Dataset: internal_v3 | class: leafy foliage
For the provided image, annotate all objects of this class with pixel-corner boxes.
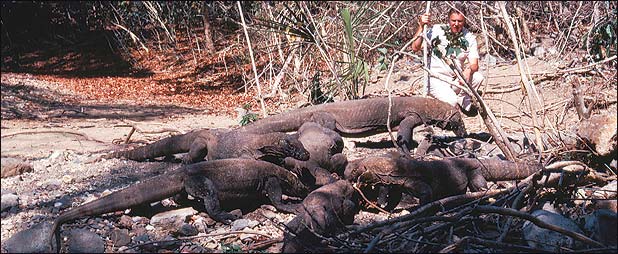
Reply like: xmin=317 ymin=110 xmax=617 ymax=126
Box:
xmin=221 ymin=243 xmax=243 ymax=253
xmin=239 ymin=103 xmax=258 ymax=126
xmin=431 ymin=25 xmax=469 ymax=59
xmin=376 ymin=47 xmax=389 ymax=71
xmin=339 ymin=7 xmax=370 ymax=99
xmin=584 ymin=9 xmax=617 ymax=61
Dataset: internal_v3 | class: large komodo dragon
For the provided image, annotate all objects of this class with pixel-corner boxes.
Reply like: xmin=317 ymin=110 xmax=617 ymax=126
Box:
xmin=5 ymin=158 xmax=309 ymax=253
xmin=282 ymin=180 xmax=360 ymax=253
xmin=284 ymin=122 xmax=348 ymax=188
xmin=102 ymin=128 xmax=310 ymax=164
xmin=239 ymin=96 xmax=468 ymax=153
xmin=345 ymin=153 xmax=543 ymax=210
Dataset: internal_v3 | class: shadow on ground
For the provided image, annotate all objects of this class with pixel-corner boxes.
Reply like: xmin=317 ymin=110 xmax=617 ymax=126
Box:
xmin=1 ymin=81 xmax=202 ymax=121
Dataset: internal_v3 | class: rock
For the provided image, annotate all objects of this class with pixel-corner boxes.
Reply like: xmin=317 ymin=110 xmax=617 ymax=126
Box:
xmin=533 ymin=46 xmax=546 ymax=58
xmin=261 ymin=209 xmax=277 ymax=219
xmin=576 ymin=114 xmax=617 ymax=156
xmin=3 ymin=222 xmax=55 ymax=253
xmin=230 ymin=209 xmax=243 ymax=219
xmin=231 ymin=219 xmax=259 ymax=231
xmin=132 ymin=234 xmax=150 ymax=244
xmin=43 ymin=179 xmax=63 ymax=190
xmin=53 ymin=196 xmax=71 ymax=209
xmin=523 ymin=210 xmax=585 ymax=251
xmin=0 ymin=188 xmax=16 ymax=196
xmin=176 ymin=223 xmax=198 ymax=236
xmin=260 ymin=204 xmax=276 ymax=212
xmin=158 ymin=235 xmax=180 ymax=249
xmin=1 ymin=193 xmax=19 ymax=212
xmin=66 ymin=228 xmax=105 ymax=253
xmin=118 ymin=215 xmax=133 ymax=228
xmin=48 ymin=151 xmax=63 ymax=160
xmin=110 ymin=228 xmax=131 ymax=247
xmin=180 ymin=243 xmax=211 ymax=253
xmin=150 ymin=207 xmax=197 ymax=225
xmin=583 ymin=209 xmax=617 ymax=246
xmin=61 ymin=175 xmax=73 ymax=184
xmin=1 ymin=157 xmax=33 ymax=178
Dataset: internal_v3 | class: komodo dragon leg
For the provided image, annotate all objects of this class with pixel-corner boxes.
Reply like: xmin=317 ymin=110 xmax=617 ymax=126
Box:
xmin=284 ymin=158 xmax=338 ymax=187
xmin=263 ymin=177 xmax=302 ymax=214
xmin=182 ymin=136 xmax=210 ymax=164
xmin=330 ymin=153 xmax=348 ymax=176
xmin=184 ymin=175 xmax=238 ymax=223
xmin=396 ymin=114 xmax=424 ymax=154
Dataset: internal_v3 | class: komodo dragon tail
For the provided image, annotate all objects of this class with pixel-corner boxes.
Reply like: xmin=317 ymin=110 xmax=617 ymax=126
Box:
xmin=474 ymin=159 xmax=544 ymax=181
xmin=104 ymin=130 xmax=207 ymax=162
xmin=49 ymin=171 xmax=186 ymax=251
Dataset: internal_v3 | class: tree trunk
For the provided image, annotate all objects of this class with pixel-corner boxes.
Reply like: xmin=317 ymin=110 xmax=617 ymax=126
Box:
xmin=202 ymin=2 xmax=215 ymax=54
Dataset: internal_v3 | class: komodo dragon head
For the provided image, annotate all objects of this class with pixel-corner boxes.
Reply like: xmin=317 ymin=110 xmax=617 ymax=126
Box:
xmin=258 ymin=134 xmax=310 ymax=165
xmin=439 ymin=110 xmax=468 ymax=137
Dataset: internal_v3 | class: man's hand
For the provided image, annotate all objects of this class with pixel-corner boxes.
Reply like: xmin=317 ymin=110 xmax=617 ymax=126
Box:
xmin=412 ymin=13 xmax=431 ymax=52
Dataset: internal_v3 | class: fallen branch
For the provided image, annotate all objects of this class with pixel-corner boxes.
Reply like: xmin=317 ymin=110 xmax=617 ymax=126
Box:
xmin=472 ymin=205 xmax=604 ymax=247
xmin=352 ymin=183 xmax=391 ymax=214
xmin=125 ymin=230 xmax=275 ymax=251
xmin=1 ymin=130 xmax=106 ymax=143
xmin=445 ymin=56 xmax=518 ymax=161
xmin=499 ymin=2 xmax=545 ymax=153
xmin=439 ymin=236 xmax=552 ymax=253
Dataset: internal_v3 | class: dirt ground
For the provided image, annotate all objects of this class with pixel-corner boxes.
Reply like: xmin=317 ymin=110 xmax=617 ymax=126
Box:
xmin=1 ymin=55 xmax=616 ymax=252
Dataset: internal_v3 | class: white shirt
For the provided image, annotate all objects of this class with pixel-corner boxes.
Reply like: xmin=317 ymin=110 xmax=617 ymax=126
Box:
xmin=427 ymin=24 xmax=479 ymax=76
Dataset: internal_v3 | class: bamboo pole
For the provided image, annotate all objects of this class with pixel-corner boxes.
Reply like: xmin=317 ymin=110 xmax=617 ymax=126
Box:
xmin=422 ymin=1 xmax=431 ymax=95
xmin=237 ymin=1 xmax=267 ymax=118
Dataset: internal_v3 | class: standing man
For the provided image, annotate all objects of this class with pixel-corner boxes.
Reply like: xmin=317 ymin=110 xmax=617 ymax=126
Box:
xmin=411 ymin=3 xmax=483 ymax=116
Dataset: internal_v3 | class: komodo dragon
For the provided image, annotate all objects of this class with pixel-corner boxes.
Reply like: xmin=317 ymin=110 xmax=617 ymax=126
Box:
xmin=284 ymin=122 xmax=348 ymax=188
xmin=102 ymin=128 xmax=309 ymax=165
xmin=239 ymin=96 xmax=467 ymax=153
xmin=345 ymin=153 xmax=543 ymax=210
xmin=282 ymin=180 xmax=360 ymax=253
xmin=6 ymin=158 xmax=309 ymax=253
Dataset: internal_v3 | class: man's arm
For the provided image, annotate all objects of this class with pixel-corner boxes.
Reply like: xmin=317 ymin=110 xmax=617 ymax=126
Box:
xmin=462 ymin=58 xmax=479 ymax=84
xmin=461 ymin=32 xmax=480 ymax=85
xmin=411 ymin=13 xmax=431 ymax=52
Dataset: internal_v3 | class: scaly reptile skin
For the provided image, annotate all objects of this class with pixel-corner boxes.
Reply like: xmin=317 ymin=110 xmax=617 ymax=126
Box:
xmin=104 ymin=128 xmax=309 ymax=165
xmin=345 ymin=153 xmax=543 ymax=209
xmin=16 ymin=158 xmax=310 ymax=252
xmin=240 ymin=96 xmax=467 ymax=153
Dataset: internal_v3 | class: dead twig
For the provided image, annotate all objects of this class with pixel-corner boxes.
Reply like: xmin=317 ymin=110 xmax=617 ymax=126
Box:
xmin=440 ymin=236 xmax=553 ymax=253
xmin=352 ymin=183 xmax=391 ymax=214
xmin=1 ymin=130 xmax=106 ymax=143
xmin=472 ymin=205 xmax=604 ymax=247
xmin=499 ymin=2 xmax=545 ymax=153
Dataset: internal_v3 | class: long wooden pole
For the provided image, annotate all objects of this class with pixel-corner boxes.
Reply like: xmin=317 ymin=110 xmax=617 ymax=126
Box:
xmin=237 ymin=1 xmax=267 ymax=118
xmin=422 ymin=1 xmax=431 ymax=95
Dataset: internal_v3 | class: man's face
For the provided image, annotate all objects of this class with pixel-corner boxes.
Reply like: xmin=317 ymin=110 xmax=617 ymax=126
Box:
xmin=448 ymin=12 xmax=465 ymax=33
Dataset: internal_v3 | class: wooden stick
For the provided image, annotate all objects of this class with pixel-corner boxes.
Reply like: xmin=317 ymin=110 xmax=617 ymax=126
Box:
xmin=446 ymin=57 xmax=518 ymax=161
xmin=422 ymin=1 xmax=431 ymax=95
xmin=237 ymin=1 xmax=267 ymax=118
xmin=473 ymin=205 xmax=604 ymax=247
xmin=123 ymin=127 xmax=136 ymax=144
xmin=499 ymin=2 xmax=545 ymax=153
